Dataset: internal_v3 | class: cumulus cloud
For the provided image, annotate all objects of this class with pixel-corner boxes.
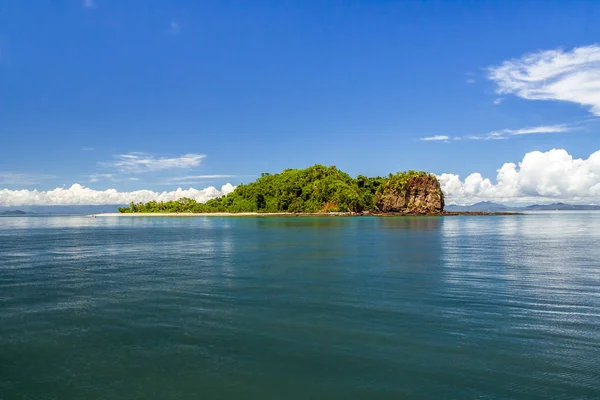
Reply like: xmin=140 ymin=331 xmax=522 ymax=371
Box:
xmin=0 ymin=183 xmax=236 ymax=206
xmin=102 ymin=152 xmax=205 ymax=173
xmin=439 ymin=149 xmax=600 ymax=204
xmin=488 ymin=44 xmax=600 ymax=115
xmin=420 ymin=135 xmax=450 ymax=141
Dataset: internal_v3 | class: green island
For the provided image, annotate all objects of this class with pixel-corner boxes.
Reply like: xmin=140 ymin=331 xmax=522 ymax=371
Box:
xmin=118 ymin=165 xmax=445 ymax=215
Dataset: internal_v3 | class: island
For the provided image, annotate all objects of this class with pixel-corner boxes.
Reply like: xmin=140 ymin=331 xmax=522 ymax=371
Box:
xmin=0 ymin=210 xmax=28 ymax=216
xmin=446 ymin=201 xmax=600 ymax=212
xmin=117 ymin=165 xmax=441 ymax=215
xmin=114 ymin=165 xmax=516 ymax=217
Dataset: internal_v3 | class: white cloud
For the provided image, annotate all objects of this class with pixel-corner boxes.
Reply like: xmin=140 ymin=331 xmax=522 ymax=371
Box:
xmin=466 ymin=78 xmax=476 ymax=84
xmin=439 ymin=149 xmax=600 ymax=204
xmin=0 ymin=172 xmax=55 ymax=185
xmin=0 ymin=183 xmax=236 ymax=206
xmin=423 ymin=124 xmax=573 ymax=142
xmin=509 ymin=125 xmax=570 ymax=135
xmin=82 ymin=146 xmax=95 ymax=151
xmin=420 ymin=135 xmax=450 ymax=141
xmin=466 ymin=124 xmax=571 ymax=140
xmin=488 ymin=44 xmax=600 ymax=115
xmin=86 ymin=174 xmax=143 ymax=183
xmin=102 ymin=152 xmax=205 ymax=173
xmin=87 ymin=173 xmax=113 ymax=183
xmin=83 ymin=0 xmax=94 ymax=9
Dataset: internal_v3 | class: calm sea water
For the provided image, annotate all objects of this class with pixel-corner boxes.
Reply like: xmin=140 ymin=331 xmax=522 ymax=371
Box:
xmin=1 ymin=213 xmax=599 ymax=399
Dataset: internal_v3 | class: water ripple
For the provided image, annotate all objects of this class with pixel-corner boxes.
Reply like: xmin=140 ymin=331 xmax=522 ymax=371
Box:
xmin=0 ymin=213 xmax=599 ymax=399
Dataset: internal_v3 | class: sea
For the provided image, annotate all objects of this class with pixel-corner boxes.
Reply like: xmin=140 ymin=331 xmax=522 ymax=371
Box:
xmin=1 ymin=213 xmax=599 ymax=399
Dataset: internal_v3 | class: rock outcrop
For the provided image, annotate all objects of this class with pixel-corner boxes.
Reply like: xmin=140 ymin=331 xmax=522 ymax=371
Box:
xmin=375 ymin=173 xmax=444 ymax=214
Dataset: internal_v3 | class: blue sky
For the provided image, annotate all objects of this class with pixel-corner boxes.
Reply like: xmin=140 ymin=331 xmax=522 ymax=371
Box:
xmin=1 ymin=1 xmax=600 ymax=205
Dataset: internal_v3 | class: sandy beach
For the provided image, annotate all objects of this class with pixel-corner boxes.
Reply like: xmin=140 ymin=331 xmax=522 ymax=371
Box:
xmin=91 ymin=212 xmax=356 ymax=217
xmin=91 ymin=211 xmax=520 ymax=217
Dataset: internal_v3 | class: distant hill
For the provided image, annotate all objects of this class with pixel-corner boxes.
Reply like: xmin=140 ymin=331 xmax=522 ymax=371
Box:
xmin=445 ymin=201 xmax=509 ymax=212
xmin=523 ymin=202 xmax=600 ymax=211
xmin=0 ymin=210 xmax=28 ymax=215
xmin=446 ymin=201 xmax=600 ymax=212
xmin=0 ymin=205 xmax=123 ymax=215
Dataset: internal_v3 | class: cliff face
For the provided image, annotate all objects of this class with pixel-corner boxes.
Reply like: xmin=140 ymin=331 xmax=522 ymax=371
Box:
xmin=375 ymin=174 xmax=444 ymax=214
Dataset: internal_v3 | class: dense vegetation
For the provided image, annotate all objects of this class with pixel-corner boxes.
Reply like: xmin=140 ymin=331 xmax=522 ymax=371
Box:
xmin=118 ymin=165 xmax=437 ymax=214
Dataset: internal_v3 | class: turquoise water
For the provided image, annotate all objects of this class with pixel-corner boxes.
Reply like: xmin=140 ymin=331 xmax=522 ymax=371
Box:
xmin=1 ymin=213 xmax=599 ymax=399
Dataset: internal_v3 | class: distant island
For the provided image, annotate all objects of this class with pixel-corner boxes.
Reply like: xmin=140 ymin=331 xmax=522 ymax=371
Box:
xmin=446 ymin=201 xmax=600 ymax=212
xmin=0 ymin=205 xmax=124 ymax=215
xmin=0 ymin=210 xmax=28 ymax=216
xmin=118 ymin=165 xmax=446 ymax=215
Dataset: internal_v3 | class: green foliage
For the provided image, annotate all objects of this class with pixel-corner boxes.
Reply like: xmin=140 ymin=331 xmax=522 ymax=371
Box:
xmin=356 ymin=175 xmax=386 ymax=211
xmin=377 ymin=170 xmax=430 ymax=195
xmin=118 ymin=165 xmax=440 ymax=214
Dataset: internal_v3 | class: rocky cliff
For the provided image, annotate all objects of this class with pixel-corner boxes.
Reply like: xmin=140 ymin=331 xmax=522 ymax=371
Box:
xmin=375 ymin=173 xmax=444 ymax=214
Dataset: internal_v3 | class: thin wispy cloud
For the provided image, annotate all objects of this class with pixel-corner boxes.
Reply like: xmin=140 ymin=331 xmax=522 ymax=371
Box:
xmin=83 ymin=0 xmax=94 ymax=9
xmin=488 ymin=44 xmax=600 ymax=115
xmin=87 ymin=173 xmax=113 ymax=183
xmin=82 ymin=146 xmax=95 ymax=151
xmin=467 ymin=125 xmax=570 ymax=140
xmin=419 ymin=135 xmax=450 ymax=142
xmin=425 ymin=124 xmax=575 ymax=143
xmin=468 ymin=124 xmax=571 ymax=140
xmin=160 ymin=181 xmax=210 ymax=186
xmin=465 ymin=72 xmax=477 ymax=84
xmin=465 ymin=133 xmax=508 ymax=141
xmin=0 ymin=172 xmax=55 ymax=185
xmin=510 ymin=125 xmax=570 ymax=135
xmin=167 ymin=20 xmax=181 ymax=35
xmin=101 ymin=152 xmax=206 ymax=173
xmin=86 ymin=174 xmax=141 ymax=183
xmin=171 ymin=175 xmax=236 ymax=181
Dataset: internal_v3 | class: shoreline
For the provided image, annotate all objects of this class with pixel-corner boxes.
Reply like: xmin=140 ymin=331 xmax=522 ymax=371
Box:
xmin=91 ymin=211 xmax=522 ymax=217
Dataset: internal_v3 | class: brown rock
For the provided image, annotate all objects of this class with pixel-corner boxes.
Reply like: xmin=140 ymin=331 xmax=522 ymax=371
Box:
xmin=375 ymin=174 xmax=444 ymax=214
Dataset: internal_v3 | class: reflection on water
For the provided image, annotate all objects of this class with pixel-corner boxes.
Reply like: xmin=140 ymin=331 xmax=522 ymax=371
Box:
xmin=439 ymin=213 xmax=600 ymax=398
xmin=1 ymin=213 xmax=599 ymax=399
